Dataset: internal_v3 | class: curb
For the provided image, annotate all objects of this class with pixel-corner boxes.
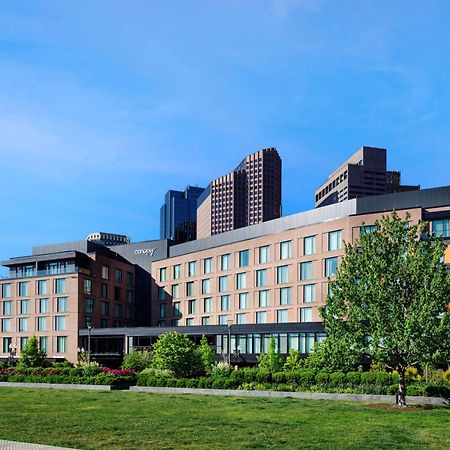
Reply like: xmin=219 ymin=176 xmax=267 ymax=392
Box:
xmin=0 ymin=382 xmax=129 ymax=391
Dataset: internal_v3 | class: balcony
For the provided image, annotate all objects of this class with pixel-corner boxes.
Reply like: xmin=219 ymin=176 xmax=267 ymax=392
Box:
xmin=0 ymin=267 xmax=83 ymax=281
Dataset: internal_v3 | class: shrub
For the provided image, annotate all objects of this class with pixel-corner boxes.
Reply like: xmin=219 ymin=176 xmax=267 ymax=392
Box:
xmin=257 ymin=337 xmax=283 ymax=373
xmin=121 ymin=349 xmax=152 ymax=372
xmin=329 ymin=372 xmax=346 ymax=388
xmin=346 ymin=372 xmax=361 ymax=387
xmin=210 ymin=362 xmax=232 ymax=377
xmin=197 ymin=336 xmax=215 ymax=374
xmin=283 ymin=349 xmax=304 ymax=372
xmin=80 ymin=361 xmax=102 ymax=377
xmin=272 ymin=372 xmax=286 ymax=384
xmin=16 ymin=336 xmax=47 ymax=368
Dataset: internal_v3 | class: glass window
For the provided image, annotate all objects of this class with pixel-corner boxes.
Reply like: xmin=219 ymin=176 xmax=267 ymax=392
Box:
xmin=236 ymin=273 xmax=247 ymax=289
xmin=20 ymin=337 xmax=28 ymax=350
xmin=2 ymin=337 xmax=12 ymax=353
xmin=325 ymin=257 xmax=339 ymax=277
xmin=160 ymin=303 xmax=166 ymax=318
xmin=115 ymin=269 xmax=123 ymax=284
xmin=432 ymin=219 xmax=449 ymax=237
xmin=38 ymin=280 xmax=47 ymax=295
xmin=204 ymin=297 xmax=213 ymax=313
xmin=304 ymin=236 xmax=316 ymax=255
xmin=218 ymin=276 xmax=228 ymax=293
xmin=173 ymin=302 xmax=181 ymax=317
xmin=101 ymin=283 xmax=108 ymax=299
xmin=221 ymin=254 xmax=231 ymax=271
xmin=18 ymin=317 xmax=28 ymax=332
xmin=126 ymin=272 xmax=133 ymax=286
xmin=277 ymin=309 xmax=288 ymax=323
xmin=218 ymin=315 xmax=228 ymax=325
xmin=39 ymin=298 xmax=48 ymax=314
xmin=186 ymin=281 xmax=195 ymax=297
xmin=173 ymin=264 xmax=181 ymax=280
xmin=300 ymin=307 xmax=313 ymax=322
xmin=159 ymin=267 xmax=167 ymax=282
xmin=258 ymin=290 xmax=269 ymax=307
xmin=86 ymin=298 xmax=94 ymax=313
xmin=239 ymin=250 xmax=249 ymax=267
xmin=328 ymin=230 xmax=342 ymax=251
xmin=100 ymin=319 xmax=108 ymax=328
xmin=55 ymin=278 xmax=66 ymax=294
xmin=259 ymin=245 xmax=270 ymax=264
xmin=303 ymin=284 xmax=316 ymax=303
xmin=255 ymin=269 xmax=267 ymax=287
xmin=300 ymin=261 xmax=313 ymax=280
xmin=221 ymin=295 xmax=230 ymax=311
xmin=239 ymin=292 xmax=248 ymax=309
xmin=158 ymin=287 xmax=166 ymax=301
xmin=57 ymin=297 xmax=68 ymax=313
xmin=256 ymin=311 xmax=267 ymax=324
xmin=57 ymin=336 xmax=67 ymax=353
xmin=126 ymin=290 xmax=133 ymax=304
xmin=55 ymin=316 xmax=66 ymax=331
xmin=203 ymin=258 xmax=213 ymax=274
xmin=277 ymin=265 xmax=289 ymax=284
xmin=39 ymin=336 xmax=47 ymax=352
xmin=3 ymin=301 xmax=12 ymax=315
xmin=201 ymin=316 xmax=210 ymax=325
xmin=360 ymin=225 xmax=376 ymax=235
xmin=188 ymin=299 xmax=196 ymax=315
xmin=236 ymin=313 xmax=247 ymax=324
xmin=171 ymin=284 xmax=180 ymax=299
xmin=280 ymin=287 xmax=291 ymax=305
xmin=201 ymin=279 xmax=211 ymax=295
xmin=188 ymin=261 xmax=197 ymax=277
xmin=37 ymin=316 xmax=47 ymax=331
xmin=83 ymin=279 xmax=92 ymax=295
xmin=18 ymin=282 xmax=29 ymax=297
xmin=114 ymin=286 xmax=121 ymax=301
xmin=115 ymin=304 xmax=123 ymax=318
xmin=280 ymin=241 xmax=291 ymax=260
xmin=20 ymin=300 xmax=29 ymax=314
xmin=101 ymin=265 xmax=109 ymax=280
xmin=101 ymin=302 xmax=110 ymax=316
xmin=2 ymin=318 xmax=11 ymax=332
xmin=1 ymin=284 xmax=11 ymax=298
xmin=186 ymin=318 xmax=194 ymax=326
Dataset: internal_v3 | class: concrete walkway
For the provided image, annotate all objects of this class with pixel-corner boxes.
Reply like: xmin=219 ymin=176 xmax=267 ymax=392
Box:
xmin=0 ymin=440 xmax=75 ymax=450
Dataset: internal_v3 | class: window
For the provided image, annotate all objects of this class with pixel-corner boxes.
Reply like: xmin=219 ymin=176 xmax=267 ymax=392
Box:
xmin=277 ymin=265 xmax=288 ymax=284
xmin=20 ymin=300 xmax=29 ymax=314
xmin=280 ymin=241 xmax=291 ymax=260
xmin=101 ymin=283 xmax=108 ymax=299
xmin=256 ymin=311 xmax=267 ymax=324
xmin=18 ymin=282 xmax=29 ymax=297
xmin=57 ymin=297 xmax=68 ymax=312
xmin=325 ymin=257 xmax=339 ymax=277
xmin=236 ymin=313 xmax=247 ymax=325
xmin=303 ymin=284 xmax=316 ymax=303
xmin=203 ymin=257 xmax=213 ymax=274
xmin=83 ymin=279 xmax=92 ymax=295
xmin=204 ymin=297 xmax=213 ymax=313
xmin=239 ymin=250 xmax=249 ymax=267
xmin=115 ymin=304 xmax=123 ymax=318
xmin=280 ymin=287 xmax=291 ymax=305
xmin=201 ymin=279 xmax=211 ymax=295
xmin=259 ymin=245 xmax=270 ymax=264
xmin=100 ymin=319 xmax=108 ymax=328
xmin=39 ymin=298 xmax=48 ymax=314
xmin=38 ymin=280 xmax=47 ymax=295
xmin=258 ymin=290 xmax=269 ymax=307
xmin=114 ymin=286 xmax=121 ymax=301
xmin=18 ymin=317 xmax=28 ymax=332
xmin=86 ymin=298 xmax=94 ymax=313
xmin=173 ymin=264 xmax=181 ymax=280
xmin=202 ymin=316 xmax=210 ymax=325
xmin=57 ymin=336 xmax=67 ymax=353
xmin=101 ymin=302 xmax=110 ymax=316
xmin=221 ymin=254 xmax=231 ymax=271
xmin=126 ymin=290 xmax=133 ymax=304
xmin=236 ymin=273 xmax=247 ymax=289
xmin=218 ymin=315 xmax=228 ymax=325
xmin=159 ymin=303 xmax=166 ymax=318
xmin=360 ymin=225 xmax=376 ymax=235
xmin=188 ymin=261 xmax=197 ymax=277
xmin=126 ymin=272 xmax=133 ymax=286
xmin=255 ymin=269 xmax=267 ymax=287
xmin=3 ymin=301 xmax=12 ymax=315
xmin=188 ymin=299 xmax=196 ymax=315
xmin=218 ymin=276 xmax=228 ymax=292
xmin=55 ymin=316 xmax=66 ymax=331
xmin=171 ymin=284 xmax=180 ymax=299
xmin=173 ymin=302 xmax=181 ymax=317
xmin=300 ymin=307 xmax=313 ymax=322
xmin=2 ymin=337 xmax=12 ymax=353
xmin=221 ymin=295 xmax=230 ymax=311
xmin=300 ymin=261 xmax=313 ymax=280
xmin=158 ymin=287 xmax=166 ymax=301
xmin=186 ymin=318 xmax=194 ymax=326
xmin=238 ymin=292 xmax=248 ymax=309
xmin=1 ymin=284 xmax=11 ymax=298
xmin=304 ymin=236 xmax=316 ymax=255
xmin=37 ymin=316 xmax=47 ymax=331
xmin=113 ymin=269 xmax=122 ymax=284
xmin=277 ymin=309 xmax=288 ymax=323
xmin=20 ymin=337 xmax=28 ymax=350
xmin=2 ymin=318 xmax=11 ymax=332
xmin=101 ymin=265 xmax=109 ymax=280
xmin=186 ymin=281 xmax=195 ymax=297
xmin=328 ymin=230 xmax=342 ymax=251
xmin=159 ymin=267 xmax=167 ymax=282
xmin=432 ymin=219 xmax=449 ymax=237
xmin=39 ymin=336 xmax=47 ymax=352
xmin=55 ymin=278 xmax=66 ymax=294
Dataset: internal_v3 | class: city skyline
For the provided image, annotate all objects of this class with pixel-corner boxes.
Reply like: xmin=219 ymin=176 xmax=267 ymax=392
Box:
xmin=1 ymin=1 xmax=450 ymax=272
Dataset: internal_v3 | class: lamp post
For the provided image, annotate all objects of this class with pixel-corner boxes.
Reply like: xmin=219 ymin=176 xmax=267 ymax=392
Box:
xmin=87 ymin=322 xmax=93 ymax=364
xmin=226 ymin=318 xmax=233 ymax=365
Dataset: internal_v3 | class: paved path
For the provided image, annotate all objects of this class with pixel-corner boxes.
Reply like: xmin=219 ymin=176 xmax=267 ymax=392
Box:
xmin=0 ymin=440 xmax=75 ymax=450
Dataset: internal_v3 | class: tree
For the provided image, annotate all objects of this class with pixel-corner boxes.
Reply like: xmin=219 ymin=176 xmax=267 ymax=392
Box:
xmin=321 ymin=211 xmax=450 ymax=406
xmin=197 ymin=335 xmax=215 ymax=374
xmin=258 ymin=337 xmax=283 ymax=373
xmin=121 ymin=348 xmax=152 ymax=372
xmin=151 ymin=332 xmax=201 ymax=378
xmin=17 ymin=336 xmax=47 ymax=368
xmin=283 ymin=349 xmax=304 ymax=371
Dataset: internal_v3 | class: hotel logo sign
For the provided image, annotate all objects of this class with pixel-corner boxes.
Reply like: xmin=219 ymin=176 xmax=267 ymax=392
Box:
xmin=135 ymin=248 xmax=157 ymax=256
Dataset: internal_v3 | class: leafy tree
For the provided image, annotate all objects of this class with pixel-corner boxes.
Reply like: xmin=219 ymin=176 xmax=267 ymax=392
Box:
xmin=258 ymin=337 xmax=283 ymax=373
xmin=121 ymin=348 xmax=152 ymax=372
xmin=321 ymin=211 xmax=450 ymax=406
xmin=283 ymin=349 xmax=304 ymax=371
xmin=197 ymin=335 xmax=215 ymax=374
xmin=151 ymin=332 xmax=201 ymax=378
xmin=17 ymin=336 xmax=47 ymax=368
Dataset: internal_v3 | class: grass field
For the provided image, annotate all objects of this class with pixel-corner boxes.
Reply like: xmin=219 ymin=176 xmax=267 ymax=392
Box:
xmin=0 ymin=389 xmax=449 ymax=449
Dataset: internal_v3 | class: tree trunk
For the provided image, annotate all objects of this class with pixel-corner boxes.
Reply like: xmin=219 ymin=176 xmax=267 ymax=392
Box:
xmin=397 ymin=367 xmax=407 ymax=407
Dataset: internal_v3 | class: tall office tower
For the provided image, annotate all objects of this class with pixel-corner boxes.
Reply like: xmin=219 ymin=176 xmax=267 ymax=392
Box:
xmin=314 ymin=146 xmax=419 ymax=208
xmin=160 ymin=186 xmax=205 ymax=244
xmin=197 ymin=148 xmax=282 ymax=238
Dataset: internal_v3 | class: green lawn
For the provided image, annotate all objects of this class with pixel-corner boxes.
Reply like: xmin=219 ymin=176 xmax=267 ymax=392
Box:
xmin=0 ymin=389 xmax=449 ymax=449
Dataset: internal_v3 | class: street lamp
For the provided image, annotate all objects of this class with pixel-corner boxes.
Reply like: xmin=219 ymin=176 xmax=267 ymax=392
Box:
xmin=86 ymin=322 xmax=93 ymax=364
xmin=226 ymin=318 xmax=233 ymax=365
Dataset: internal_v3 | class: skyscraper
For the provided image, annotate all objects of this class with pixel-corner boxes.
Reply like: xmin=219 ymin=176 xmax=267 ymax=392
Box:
xmin=160 ymin=186 xmax=205 ymax=244
xmin=197 ymin=148 xmax=282 ymax=238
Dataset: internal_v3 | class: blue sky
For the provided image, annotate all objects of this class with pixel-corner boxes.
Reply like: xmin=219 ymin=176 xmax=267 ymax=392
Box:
xmin=1 ymin=1 xmax=449 ymax=271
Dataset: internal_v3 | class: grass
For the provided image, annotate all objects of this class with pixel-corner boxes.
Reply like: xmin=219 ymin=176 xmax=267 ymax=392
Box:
xmin=0 ymin=389 xmax=449 ymax=449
